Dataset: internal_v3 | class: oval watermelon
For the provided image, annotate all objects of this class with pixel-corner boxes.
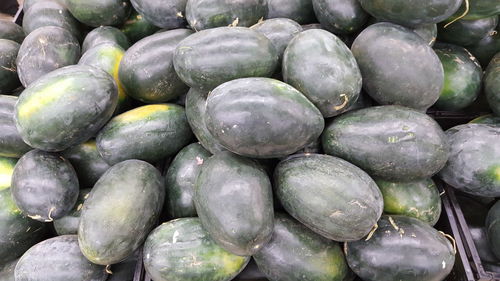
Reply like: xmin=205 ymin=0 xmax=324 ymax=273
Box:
xmin=130 ymin=0 xmax=187 ymax=29
xmin=438 ymin=16 xmax=498 ymax=47
xmin=82 ymin=26 xmax=130 ymax=54
xmin=312 ymin=0 xmax=368 ymax=34
xmin=468 ymin=26 xmax=500 ymax=67
xmin=66 ymin=0 xmax=131 ymax=27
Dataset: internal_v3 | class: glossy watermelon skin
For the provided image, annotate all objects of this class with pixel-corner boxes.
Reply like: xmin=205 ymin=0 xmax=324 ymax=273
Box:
xmin=119 ymin=29 xmax=192 ymax=103
xmin=173 ymin=27 xmax=278 ymax=91
xmin=120 ymin=10 xmax=160 ymax=43
xmin=486 ymin=201 xmax=500 ymax=260
xmin=470 ymin=114 xmax=500 ymax=125
xmin=254 ymin=213 xmax=349 ymax=281
xmin=438 ymin=16 xmax=498 ymax=47
xmin=485 ymin=52 xmax=500 ymax=115
xmin=131 ymin=0 xmax=187 ymax=29
xmin=78 ymin=160 xmax=164 ymax=265
xmin=11 ymin=150 xmax=79 ymax=222
xmin=16 ymin=26 xmax=80 ymax=87
xmin=0 ymin=96 xmax=31 ymax=159
xmin=345 ymin=215 xmax=455 ymax=281
xmin=82 ymin=26 xmax=130 ymax=54
xmin=439 ymin=124 xmax=500 ymax=197
xmin=312 ymin=0 xmax=368 ymax=34
xmin=195 ymin=151 xmax=274 ymax=256
xmin=266 ymin=0 xmax=315 ymax=24
xmin=451 ymin=0 xmax=500 ymax=20
xmin=322 ymin=106 xmax=449 ymax=181
xmin=283 ymin=29 xmax=361 ymax=117
xmin=143 ymin=218 xmax=250 ymax=281
xmin=206 ymin=78 xmax=324 ymax=158
xmin=0 ymin=20 xmax=25 ymax=43
xmin=15 ymin=65 xmax=118 ymax=152
xmin=96 ymin=104 xmax=193 ymax=165
xmin=351 ymin=22 xmax=444 ymax=111
xmin=165 ymin=143 xmax=211 ymax=219
xmin=434 ymin=43 xmax=482 ymax=111
xmin=0 ymin=40 xmax=21 ymax=94
xmin=53 ymin=189 xmax=91 ymax=235
xmin=186 ymin=0 xmax=267 ymax=30
xmin=66 ymin=0 xmax=131 ymax=27
xmin=0 ymin=258 xmax=17 ymax=281
xmin=375 ymin=178 xmax=441 ymax=226
xmin=15 ymin=235 xmax=108 ymax=281
xmin=185 ymin=88 xmax=225 ymax=154
xmin=358 ymin=0 xmax=461 ymax=27
xmin=274 ymin=154 xmax=383 ymax=242
xmin=468 ymin=26 xmax=500 ymax=67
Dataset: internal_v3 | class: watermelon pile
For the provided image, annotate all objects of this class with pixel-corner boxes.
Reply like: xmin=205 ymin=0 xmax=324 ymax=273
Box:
xmin=0 ymin=0 xmax=500 ymax=280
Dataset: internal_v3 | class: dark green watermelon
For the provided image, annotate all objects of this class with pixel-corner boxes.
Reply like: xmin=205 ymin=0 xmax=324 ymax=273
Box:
xmin=0 ymin=40 xmax=20 ymax=94
xmin=205 ymin=78 xmax=324 ymax=158
xmin=254 ymin=213 xmax=350 ymax=281
xmin=283 ymin=29 xmax=361 ymax=117
xmin=358 ymin=0 xmax=462 ymax=26
xmin=375 ymin=178 xmax=441 ymax=225
xmin=274 ymin=154 xmax=383 ymax=241
xmin=186 ymin=0 xmax=267 ymax=30
xmin=120 ymin=9 xmax=160 ymax=43
xmin=433 ymin=43 xmax=482 ymax=111
xmin=322 ymin=105 xmax=449 ymax=181
xmin=143 ymin=218 xmax=250 ymax=281
xmin=16 ymin=26 xmax=80 ymax=87
xmin=0 ymin=20 xmax=25 ymax=43
xmin=439 ymin=124 xmax=500 ymax=197
xmin=266 ymin=0 xmax=315 ymax=24
xmin=468 ymin=26 xmax=500 ymax=67
xmin=11 ymin=150 xmax=79 ymax=221
xmin=438 ymin=16 xmax=498 ymax=47
xmin=66 ymin=0 xmax=131 ymax=27
xmin=0 ymin=258 xmax=17 ymax=281
xmin=173 ymin=27 xmax=278 ymax=90
xmin=165 ymin=143 xmax=211 ymax=219
xmin=185 ymin=88 xmax=226 ymax=154
xmin=195 ymin=151 xmax=274 ymax=256
xmin=78 ymin=160 xmax=164 ymax=265
xmin=450 ymin=0 xmax=500 ymax=20
xmin=22 ymin=0 xmax=82 ymax=40
xmin=312 ymin=0 xmax=368 ymax=34
xmin=351 ymin=22 xmax=444 ymax=111
xmin=470 ymin=114 xmax=500 ymax=125
xmin=0 ymin=157 xmax=16 ymax=191
xmin=118 ymin=29 xmax=192 ymax=103
xmin=345 ymin=215 xmax=455 ymax=281
xmin=486 ymin=201 xmax=500 ymax=260
xmin=96 ymin=104 xmax=193 ymax=165
xmin=82 ymin=26 xmax=130 ymax=54
xmin=485 ymin=52 xmax=500 ymax=115
xmin=53 ymin=189 xmax=91 ymax=235
xmin=15 ymin=65 xmax=118 ymax=152
xmin=130 ymin=0 xmax=187 ymax=29
xmin=15 ymin=235 xmax=107 ymax=281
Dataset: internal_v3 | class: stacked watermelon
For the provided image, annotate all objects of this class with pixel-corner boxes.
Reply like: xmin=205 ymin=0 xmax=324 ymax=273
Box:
xmin=0 ymin=0 xmax=500 ymax=280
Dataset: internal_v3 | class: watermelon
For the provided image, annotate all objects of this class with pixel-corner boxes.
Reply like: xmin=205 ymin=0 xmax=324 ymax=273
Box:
xmin=130 ymin=0 xmax=187 ymax=29
xmin=266 ymin=0 xmax=315 ymax=24
xmin=107 ymin=251 xmax=138 ymax=281
xmin=345 ymin=215 xmax=455 ymax=281
xmin=450 ymin=0 xmax=500 ymax=21
xmin=16 ymin=26 xmax=80 ymax=87
xmin=468 ymin=26 xmax=500 ymax=67
xmin=0 ymin=40 xmax=21 ymax=94
xmin=438 ymin=16 xmax=498 ymax=47
xmin=254 ymin=213 xmax=350 ymax=281
xmin=470 ymin=114 xmax=500 ymax=125
xmin=322 ymin=105 xmax=449 ymax=181
xmin=173 ymin=27 xmax=278 ymax=90
xmin=15 ymin=235 xmax=107 ymax=281
xmin=0 ymin=258 xmax=17 ymax=281
xmin=186 ymin=0 xmax=267 ymax=30
xmin=78 ymin=160 xmax=164 ymax=265
xmin=274 ymin=154 xmax=383 ymax=242
xmin=195 ymin=151 xmax=274 ymax=256
xmin=143 ymin=218 xmax=250 ymax=281
xmin=205 ymin=78 xmax=324 ymax=158
xmin=358 ymin=0 xmax=462 ymax=26
xmin=0 ymin=20 xmax=25 ymax=43
xmin=312 ymin=0 xmax=368 ymax=34
xmin=118 ymin=29 xmax=192 ymax=103
xmin=53 ymin=189 xmax=91 ymax=235
xmin=165 ymin=143 xmax=211 ymax=219
xmin=66 ymin=0 xmax=131 ymax=27
xmin=439 ymin=124 xmax=500 ymax=197
xmin=96 ymin=104 xmax=193 ymax=165
xmin=433 ymin=43 xmax=482 ymax=111
xmin=81 ymin=26 xmax=130 ymax=54
xmin=11 ymin=150 xmax=79 ymax=222
xmin=283 ymin=29 xmax=362 ymax=117
xmin=351 ymin=22 xmax=444 ymax=111
xmin=485 ymin=52 xmax=500 ymax=115
xmin=120 ymin=9 xmax=159 ymax=43
xmin=486 ymin=201 xmax=500 ymax=260
xmin=15 ymin=65 xmax=118 ymax=152
xmin=375 ymin=178 xmax=442 ymax=226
